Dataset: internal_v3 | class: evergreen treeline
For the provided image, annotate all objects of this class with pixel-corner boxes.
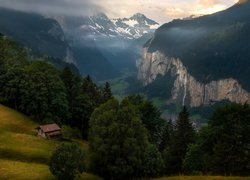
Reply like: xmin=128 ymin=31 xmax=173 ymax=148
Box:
xmin=1 ymin=35 xmax=249 ymax=179
xmin=89 ymin=99 xmax=250 ymax=179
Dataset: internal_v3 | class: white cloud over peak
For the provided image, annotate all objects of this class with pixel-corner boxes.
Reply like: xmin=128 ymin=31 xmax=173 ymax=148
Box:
xmin=0 ymin=0 xmax=103 ymax=16
xmin=0 ymin=0 xmax=238 ymax=24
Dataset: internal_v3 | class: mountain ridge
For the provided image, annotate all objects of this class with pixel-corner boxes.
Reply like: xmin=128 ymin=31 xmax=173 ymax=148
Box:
xmin=54 ymin=12 xmax=158 ymax=73
xmin=138 ymin=1 xmax=250 ymax=107
xmin=0 ymin=7 xmax=120 ymax=80
xmin=0 ymin=7 xmax=75 ymax=65
xmin=91 ymin=12 xmax=159 ymax=39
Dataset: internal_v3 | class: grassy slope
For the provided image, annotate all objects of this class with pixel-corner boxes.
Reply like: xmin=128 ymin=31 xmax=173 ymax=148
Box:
xmin=0 ymin=105 xmax=102 ymax=180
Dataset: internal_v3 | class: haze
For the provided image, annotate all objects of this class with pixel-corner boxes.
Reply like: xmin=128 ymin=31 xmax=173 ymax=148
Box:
xmin=0 ymin=0 xmax=238 ymax=23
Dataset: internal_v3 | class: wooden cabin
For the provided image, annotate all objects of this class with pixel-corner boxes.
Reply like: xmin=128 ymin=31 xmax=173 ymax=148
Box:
xmin=36 ymin=123 xmax=62 ymax=139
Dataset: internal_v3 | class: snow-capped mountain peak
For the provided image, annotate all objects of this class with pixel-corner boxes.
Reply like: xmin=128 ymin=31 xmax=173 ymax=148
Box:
xmin=91 ymin=13 xmax=109 ymax=21
xmin=130 ymin=13 xmax=157 ymax=26
xmin=87 ymin=13 xmax=159 ymax=39
xmin=132 ymin=13 xmax=145 ymax=18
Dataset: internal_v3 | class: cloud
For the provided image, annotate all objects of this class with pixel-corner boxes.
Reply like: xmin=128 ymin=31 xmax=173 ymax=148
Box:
xmin=198 ymin=0 xmax=222 ymax=7
xmin=165 ymin=8 xmax=190 ymax=18
xmin=0 ymin=0 xmax=238 ymax=23
xmin=163 ymin=0 xmax=237 ymax=21
xmin=101 ymin=0 xmax=237 ymax=24
xmin=193 ymin=0 xmax=237 ymax=15
xmin=0 ymin=0 xmax=103 ymax=16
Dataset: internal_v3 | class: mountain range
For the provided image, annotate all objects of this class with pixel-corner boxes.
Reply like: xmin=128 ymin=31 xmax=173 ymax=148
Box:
xmin=55 ymin=13 xmax=159 ymax=40
xmin=0 ymin=7 xmax=75 ymax=65
xmin=55 ymin=13 xmax=159 ymax=73
xmin=0 ymin=7 xmax=158 ymax=80
xmin=138 ymin=0 xmax=250 ymax=107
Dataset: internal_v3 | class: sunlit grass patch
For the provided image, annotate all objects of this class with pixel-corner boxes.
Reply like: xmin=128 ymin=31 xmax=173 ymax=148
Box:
xmin=0 ymin=159 xmax=54 ymax=180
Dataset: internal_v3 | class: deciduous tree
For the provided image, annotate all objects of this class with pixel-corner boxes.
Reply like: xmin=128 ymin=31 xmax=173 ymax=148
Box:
xmin=49 ymin=143 xmax=85 ymax=180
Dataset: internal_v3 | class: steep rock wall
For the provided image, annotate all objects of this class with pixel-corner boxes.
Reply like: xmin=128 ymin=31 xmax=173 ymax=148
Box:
xmin=137 ymin=48 xmax=250 ymax=107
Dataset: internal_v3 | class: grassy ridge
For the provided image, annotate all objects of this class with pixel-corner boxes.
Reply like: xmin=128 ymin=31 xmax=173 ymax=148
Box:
xmin=0 ymin=105 xmax=101 ymax=180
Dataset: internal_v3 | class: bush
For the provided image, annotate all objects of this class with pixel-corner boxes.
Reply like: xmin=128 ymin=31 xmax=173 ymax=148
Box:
xmin=49 ymin=143 xmax=85 ymax=180
xmin=143 ymin=144 xmax=165 ymax=177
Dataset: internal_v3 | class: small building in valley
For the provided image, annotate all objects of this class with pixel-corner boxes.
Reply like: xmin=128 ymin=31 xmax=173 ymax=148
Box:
xmin=36 ymin=123 xmax=62 ymax=139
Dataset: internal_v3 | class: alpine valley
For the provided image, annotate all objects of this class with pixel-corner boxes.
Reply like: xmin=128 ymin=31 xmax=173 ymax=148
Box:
xmin=0 ymin=7 xmax=159 ymax=80
xmin=1 ymin=0 xmax=250 ymax=179
xmin=54 ymin=13 xmax=159 ymax=73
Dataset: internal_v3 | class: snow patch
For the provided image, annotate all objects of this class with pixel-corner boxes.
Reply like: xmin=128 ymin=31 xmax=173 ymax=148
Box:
xmin=116 ymin=27 xmax=131 ymax=35
xmin=123 ymin=19 xmax=139 ymax=27
xmin=95 ymin=23 xmax=103 ymax=29
xmin=150 ymin=24 xmax=160 ymax=29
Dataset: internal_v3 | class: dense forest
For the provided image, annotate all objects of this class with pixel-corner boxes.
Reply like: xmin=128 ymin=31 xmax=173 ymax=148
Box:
xmin=0 ymin=35 xmax=249 ymax=179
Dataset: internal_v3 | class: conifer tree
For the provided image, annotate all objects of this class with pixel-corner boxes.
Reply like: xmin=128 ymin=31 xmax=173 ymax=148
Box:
xmin=164 ymin=106 xmax=195 ymax=174
xmin=207 ymin=103 xmax=250 ymax=175
xmin=125 ymin=95 xmax=165 ymax=144
xmin=61 ymin=66 xmax=81 ymax=124
xmin=159 ymin=120 xmax=174 ymax=153
xmin=81 ymin=75 xmax=100 ymax=104
xmin=101 ymin=82 xmax=113 ymax=103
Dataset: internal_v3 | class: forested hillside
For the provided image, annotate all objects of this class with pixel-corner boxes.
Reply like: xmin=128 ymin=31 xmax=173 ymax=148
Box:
xmin=146 ymin=1 xmax=250 ymax=90
xmin=0 ymin=32 xmax=249 ymax=179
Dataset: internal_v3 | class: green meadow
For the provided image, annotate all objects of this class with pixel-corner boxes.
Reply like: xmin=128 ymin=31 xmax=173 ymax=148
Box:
xmin=0 ymin=105 xmax=101 ymax=180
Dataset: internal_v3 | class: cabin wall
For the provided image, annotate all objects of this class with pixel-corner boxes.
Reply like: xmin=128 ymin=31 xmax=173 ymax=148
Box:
xmin=38 ymin=129 xmax=47 ymax=139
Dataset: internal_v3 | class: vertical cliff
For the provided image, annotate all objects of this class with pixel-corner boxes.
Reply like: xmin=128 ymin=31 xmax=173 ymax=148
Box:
xmin=138 ymin=49 xmax=250 ymax=107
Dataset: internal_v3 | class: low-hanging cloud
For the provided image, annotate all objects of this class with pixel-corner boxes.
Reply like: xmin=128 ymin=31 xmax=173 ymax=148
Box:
xmin=0 ymin=0 xmax=238 ymax=24
xmin=0 ymin=0 xmax=103 ymax=16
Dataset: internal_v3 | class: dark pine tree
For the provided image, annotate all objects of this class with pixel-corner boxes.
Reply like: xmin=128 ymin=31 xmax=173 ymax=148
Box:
xmin=125 ymin=94 xmax=165 ymax=144
xmin=159 ymin=120 xmax=174 ymax=153
xmin=60 ymin=66 xmax=81 ymax=125
xmin=164 ymin=106 xmax=195 ymax=174
xmin=101 ymin=82 xmax=113 ymax=103
xmin=81 ymin=75 xmax=101 ymax=105
xmin=207 ymin=103 xmax=250 ymax=175
xmin=183 ymin=103 xmax=250 ymax=176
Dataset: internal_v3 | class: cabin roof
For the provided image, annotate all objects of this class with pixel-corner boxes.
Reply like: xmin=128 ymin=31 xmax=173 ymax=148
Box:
xmin=36 ymin=123 xmax=61 ymax=133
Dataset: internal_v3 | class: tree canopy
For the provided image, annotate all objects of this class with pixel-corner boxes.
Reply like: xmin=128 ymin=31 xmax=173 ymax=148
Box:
xmin=183 ymin=103 xmax=250 ymax=176
xmin=49 ymin=143 xmax=85 ymax=180
xmin=89 ymin=98 xmax=167 ymax=179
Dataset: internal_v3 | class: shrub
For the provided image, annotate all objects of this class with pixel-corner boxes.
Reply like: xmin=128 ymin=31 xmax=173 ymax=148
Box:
xmin=49 ymin=143 xmax=85 ymax=180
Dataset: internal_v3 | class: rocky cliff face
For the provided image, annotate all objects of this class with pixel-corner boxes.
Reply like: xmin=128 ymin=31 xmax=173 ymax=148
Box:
xmin=138 ymin=49 xmax=250 ymax=107
xmin=0 ymin=8 xmax=76 ymax=65
xmin=43 ymin=19 xmax=76 ymax=65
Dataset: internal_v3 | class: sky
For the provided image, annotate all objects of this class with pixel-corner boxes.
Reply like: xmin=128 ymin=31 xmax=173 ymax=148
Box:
xmin=103 ymin=0 xmax=238 ymax=23
xmin=0 ymin=0 xmax=238 ymax=24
